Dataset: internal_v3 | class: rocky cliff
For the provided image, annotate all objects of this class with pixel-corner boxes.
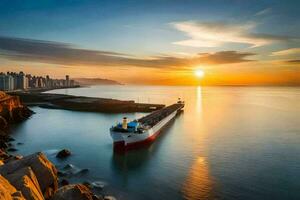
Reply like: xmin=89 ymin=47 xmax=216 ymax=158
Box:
xmin=0 ymin=91 xmax=33 ymax=133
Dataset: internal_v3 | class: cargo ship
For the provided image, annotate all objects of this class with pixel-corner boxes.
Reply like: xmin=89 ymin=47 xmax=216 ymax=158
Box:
xmin=110 ymin=99 xmax=184 ymax=150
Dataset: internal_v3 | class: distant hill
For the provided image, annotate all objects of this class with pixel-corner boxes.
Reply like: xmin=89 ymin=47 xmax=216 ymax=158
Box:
xmin=74 ymin=78 xmax=122 ymax=86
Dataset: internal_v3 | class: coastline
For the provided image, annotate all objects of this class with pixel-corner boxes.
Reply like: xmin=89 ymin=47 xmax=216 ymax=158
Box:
xmin=0 ymin=89 xmax=117 ymax=199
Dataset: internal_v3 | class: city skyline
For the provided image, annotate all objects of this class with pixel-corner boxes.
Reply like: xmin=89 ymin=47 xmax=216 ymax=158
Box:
xmin=0 ymin=0 xmax=299 ymax=85
xmin=0 ymin=71 xmax=76 ymax=91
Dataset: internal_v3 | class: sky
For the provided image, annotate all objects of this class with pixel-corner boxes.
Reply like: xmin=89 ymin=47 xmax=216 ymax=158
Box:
xmin=0 ymin=0 xmax=299 ymax=85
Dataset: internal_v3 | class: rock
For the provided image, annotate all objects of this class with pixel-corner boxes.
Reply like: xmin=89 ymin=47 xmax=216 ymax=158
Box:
xmin=82 ymin=181 xmax=92 ymax=189
xmin=12 ymin=191 xmax=26 ymax=200
xmin=8 ymin=137 xmax=15 ymax=142
xmin=56 ymin=149 xmax=71 ymax=159
xmin=92 ymin=195 xmax=103 ymax=200
xmin=51 ymin=184 xmax=97 ymax=200
xmin=5 ymin=166 xmax=44 ymax=200
xmin=4 ymin=155 xmax=23 ymax=163
xmin=0 ymin=152 xmax=58 ymax=199
xmin=59 ymin=164 xmax=89 ymax=177
xmin=76 ymin=169 xmax=89 ymax=175
xmin=0 ymin=141 xmax=9 ymax=149
xmin=0 ymin=175 xmax=26 ymax=200
xmin=57 ymin=171 xmax=67 ymax=177
xmin=44 ymin=187 xmax=55 ymax=199
xmin=104 ymin=196 xmax=116 ymax=200
xmin=7 ymin=147 xmax=18 ymax=152
xmin=0 ymin=148 xmax=9 ymax=159
xmin=62 ymin=164 xmax=74 ymax=170
xmin=82 ymin=181 xmax=105 ymax=191
xmin=60 ymin=179 xmax=69 ymax=186
xmin=90 ymin=181 xmax=105 ymax=190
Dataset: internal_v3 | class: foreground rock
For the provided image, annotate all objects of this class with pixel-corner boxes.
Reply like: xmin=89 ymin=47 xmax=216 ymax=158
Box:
xmin=0 ymin=175 xmax=25 ymax=200
xmin=0 ymin=152 xmax=58 ymax=199
xmin=51 ymin=184 xmax=103 ymax=200
xmin=56 ymin=149 xmax=71 ymax=159
xmin=0 ymin=151 xmax=114 ymax=200
xmin=5 ymin=167 xmax=44 ymax=200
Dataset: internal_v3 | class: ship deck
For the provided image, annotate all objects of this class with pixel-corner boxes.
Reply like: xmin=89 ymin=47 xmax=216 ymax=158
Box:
xmin=138 ymin=103 xmax=184 ymax=127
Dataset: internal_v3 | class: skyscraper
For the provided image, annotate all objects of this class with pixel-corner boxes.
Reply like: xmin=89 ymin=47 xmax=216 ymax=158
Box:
xmin=0 ymin=73 xmax=14 ymax=91
xmin=66 ymin=75 xmax=70 ymax=87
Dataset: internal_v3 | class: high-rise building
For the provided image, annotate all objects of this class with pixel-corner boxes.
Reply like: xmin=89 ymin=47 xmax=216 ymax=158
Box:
xmin=15 ymin=71 xmax=28 ymax=90
xmin=66 ymin=75 xmax=70 ymax=87
xmin=0 ymin=74 xmax=14 ymax=91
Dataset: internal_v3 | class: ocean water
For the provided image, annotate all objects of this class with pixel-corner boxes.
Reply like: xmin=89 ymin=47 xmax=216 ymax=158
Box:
xmin=10 ymin=86 xmax=300 ymax=200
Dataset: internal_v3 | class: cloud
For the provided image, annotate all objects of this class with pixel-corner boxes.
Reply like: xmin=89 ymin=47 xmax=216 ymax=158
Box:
xmin=196 ymin=51 xmax=255 ymax=64
xmin=0 ymin=36 xmax=255 ymax=69
xmin=285 ymin=60 xmax=300 ymax=64
xmin=172 ymin=21 xmax=294 ymax=48
xmin=272 ymin=48 xmax=300 ymax=56
xmin=254 ymin=8 xmax=272 ymax=16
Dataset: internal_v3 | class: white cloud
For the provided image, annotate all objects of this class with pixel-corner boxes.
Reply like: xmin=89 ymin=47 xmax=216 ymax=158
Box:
xmin=272 ymin=48 xmax=300 ymax=56
xmin=172 ymin=21 xmax=289 ymax=48
xmin=254 ymin=8 xmax=272 ymax=16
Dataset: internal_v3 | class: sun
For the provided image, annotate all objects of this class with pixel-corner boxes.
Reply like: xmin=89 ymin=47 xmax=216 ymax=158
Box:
xmin=195 ymin=69 xmax=205 ymax=78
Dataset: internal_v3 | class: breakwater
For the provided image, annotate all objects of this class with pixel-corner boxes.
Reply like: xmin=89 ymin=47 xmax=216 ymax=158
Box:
xmin=10 ymin=92 xmax=165 ymax=113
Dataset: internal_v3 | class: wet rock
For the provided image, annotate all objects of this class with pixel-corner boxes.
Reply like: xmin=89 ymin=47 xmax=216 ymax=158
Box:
xmin=57 ymin=171 xmax=67 ymax=177
xmin=0 ymin=152 xmax=58 ymax=199
xmin=77 ymin=168 xmax=89 ymax=175
xmin=5 ymin=166 xmax=44 ymax=200
xmin=51 ymin=184 xmax=98 ymax=200
xmin=90 ymin=181 xmax=105 ymax=190
xmin=82 ymin=181 xmax=104 ymax=192
xmin=63 ymin=164 xmax=74 ymax=170
xmin=8 ymin=137 xmax=15 ymax=142
xmin=56 ymin=149 xmax=71 ymax=159
xmin=104 ymin=196 xmax=116 ymax=200
xmin=59 ymin=164 xmax=89 ymax=177
xmin=60 ymin=179 xmax=69 ymax=186
xmin=93 ymin=195 xmax=103 ymax=200
xmin=0 ymin=175 xmax=26 ymax=200
xmin=7 ymin=147 xmax=18 ymax=152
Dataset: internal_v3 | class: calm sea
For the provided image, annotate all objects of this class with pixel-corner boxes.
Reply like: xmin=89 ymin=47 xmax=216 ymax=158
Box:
xmin=10 ymin=86 xmax=300 ymax=200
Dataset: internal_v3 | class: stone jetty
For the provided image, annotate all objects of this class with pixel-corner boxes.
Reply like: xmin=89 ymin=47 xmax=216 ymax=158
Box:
xmin=9 ymin=91 xmax=165 ymax=113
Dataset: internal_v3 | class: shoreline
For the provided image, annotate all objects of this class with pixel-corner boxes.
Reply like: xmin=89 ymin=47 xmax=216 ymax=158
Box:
xmin=0 ymin=136 xmax=114 ymax=200
xmin=0 ymin=89 xmax=117 ymax=199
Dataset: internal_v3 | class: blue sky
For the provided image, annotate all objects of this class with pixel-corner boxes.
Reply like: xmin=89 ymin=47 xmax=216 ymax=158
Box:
xmin=0 ymin=0 xmax=299 ymax=85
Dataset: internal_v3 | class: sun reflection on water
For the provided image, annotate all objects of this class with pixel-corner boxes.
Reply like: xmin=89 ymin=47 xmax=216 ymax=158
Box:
xmin=196 ymin=86 xmax=203 ymax=115
xmin=182 ymin=156 xmax=214 ymax=200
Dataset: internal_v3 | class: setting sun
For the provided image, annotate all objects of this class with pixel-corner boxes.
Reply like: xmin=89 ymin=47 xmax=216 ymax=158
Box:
xmin=195 ymin=69 xmax=205 ymax=78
